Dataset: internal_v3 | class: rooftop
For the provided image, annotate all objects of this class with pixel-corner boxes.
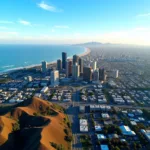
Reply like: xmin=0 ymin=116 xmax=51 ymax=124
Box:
xmin=120 ymin=125 xmax=136 ymax=136
xmin=100 ymin=145 xmax=109 ymax=150
xmin=97 ymin=134 xmax=106 ymax=140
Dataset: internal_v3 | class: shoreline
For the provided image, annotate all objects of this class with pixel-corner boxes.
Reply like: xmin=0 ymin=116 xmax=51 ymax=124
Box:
xmin=0 ymin=47 xmax=91 ymax=75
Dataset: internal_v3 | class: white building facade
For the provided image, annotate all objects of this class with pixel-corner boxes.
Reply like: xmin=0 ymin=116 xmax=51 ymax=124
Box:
xmin=51 ymin=70 xmax=59 ymax=86
xmin=72 ymin=63 xmax=80 ymax=79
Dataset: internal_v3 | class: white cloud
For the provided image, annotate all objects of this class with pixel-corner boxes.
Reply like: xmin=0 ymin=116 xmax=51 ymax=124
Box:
xmin=0 ymin=21 xmax=14 ymax=24
xmin=54 ymin=25 xmax=69 ymax=29
xmin=137 ymin=13 xmax=150 ymax=17
xmin=37 ymin=1 xmax=62 ymax=12
xmin=18 ymin=19 xmax=31 ymax=26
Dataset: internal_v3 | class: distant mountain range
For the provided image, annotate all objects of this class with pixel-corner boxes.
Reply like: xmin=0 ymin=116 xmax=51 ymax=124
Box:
xmin=75 ymin=42 xmax=112 ymax=46
xmin=75 ymin=42 xmax=149 ymax=47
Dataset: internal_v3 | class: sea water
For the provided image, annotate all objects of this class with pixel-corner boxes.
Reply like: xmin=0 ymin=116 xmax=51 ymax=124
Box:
xmin=0 ymin=45 xmax=86 ymax=73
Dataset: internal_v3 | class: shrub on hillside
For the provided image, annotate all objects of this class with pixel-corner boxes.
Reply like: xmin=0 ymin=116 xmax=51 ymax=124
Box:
xmin=50 ymin=142 xmax=65 ymax=150
xmin=12 ymin=122 xmax=20 ymax=131
xmin=65 ymin=135 xmax=72 ymax=142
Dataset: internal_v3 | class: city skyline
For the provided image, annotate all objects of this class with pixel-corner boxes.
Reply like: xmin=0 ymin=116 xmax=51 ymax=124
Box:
xmin=0 ymin=0 xmax=150 ymax=45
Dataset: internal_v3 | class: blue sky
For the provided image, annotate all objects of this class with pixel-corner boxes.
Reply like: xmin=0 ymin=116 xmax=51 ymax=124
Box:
xmin=0 ymin=0 xmax=150 ymax=45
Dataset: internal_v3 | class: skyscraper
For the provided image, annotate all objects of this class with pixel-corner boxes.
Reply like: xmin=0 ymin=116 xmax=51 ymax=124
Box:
xmin=72 ymin=63 xmax=80 ymax=79
xmin=93 ymin=61 xmax=97 ymax=71
xmin=41 ymin=61 xmax=47 ymax=73
xmin=62 ymin=52 xmax=67 ymax=69
xmin=115 ymin=70 xmax=119 ymax=78
xmin=57 ymin=59 xmax=62 ymax=70
xmin=79 ymin=58 xmax=83 ymax=75
xmin=93 ymin=69 xmax=99 ymax=81
xmin=73 ymin=55 xmax=79 ymax=65
xmin=51 ymin=70 xmax=59 ymax=86
xmin=83 ymin=67 xmax=92 ymax=82
xmin=66 ymin=60 xmax=72 ymax=77
xmin=99 ymin=68 xmax=105 ymax=81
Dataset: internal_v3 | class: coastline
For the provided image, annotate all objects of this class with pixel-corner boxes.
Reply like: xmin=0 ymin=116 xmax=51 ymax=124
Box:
xmin=1 ymin=47 xmax=91 ymax=75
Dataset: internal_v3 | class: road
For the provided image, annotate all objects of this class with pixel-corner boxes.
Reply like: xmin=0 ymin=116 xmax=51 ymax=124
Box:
xmin=66 ymin=88 xmax=83 ymax=150
xmin=54 ymin=101 xmax=150 ymax=111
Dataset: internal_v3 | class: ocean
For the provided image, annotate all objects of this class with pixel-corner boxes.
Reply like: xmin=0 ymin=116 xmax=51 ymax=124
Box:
xmin=0 ymin=45 xmax=86 ymax=73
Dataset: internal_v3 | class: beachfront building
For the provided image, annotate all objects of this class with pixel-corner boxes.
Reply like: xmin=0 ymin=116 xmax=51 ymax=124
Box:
xmin=51 ymin=70 xmax=59 ymax=87
xmin=62 ymin=52 xmax=67 ymax=69
xmin=41 ymin=61 xmax=47 ymax=73
xmin=57 ymin=59 xmax=62 ymax=70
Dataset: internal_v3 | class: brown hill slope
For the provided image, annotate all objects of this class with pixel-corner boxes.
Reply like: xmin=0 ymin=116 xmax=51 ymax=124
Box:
xmin=0 ymin=116 xmax=16 ymax=146
xmin=0 ymin=97 xmax=72 ymax=150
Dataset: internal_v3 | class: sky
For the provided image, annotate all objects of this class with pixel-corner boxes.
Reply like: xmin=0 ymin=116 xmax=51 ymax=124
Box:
xmin=0 ymin=0 xmax=150 ymax=45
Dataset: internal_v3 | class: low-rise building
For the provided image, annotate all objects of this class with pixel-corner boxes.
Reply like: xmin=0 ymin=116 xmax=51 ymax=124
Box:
xmin=80 ymin=125 xmax=88 ymax=132
xmin=101 ymin=113 xmax=110 ymax=119
xmin=41 ymin=86 xmax=49 ymax=93
xmin=108 ymin=134 xmax=119 ymax=139
xmin=100 ymin=145 xmax=109 ymax=150
xmin=79 ymin=106 xmax=85 ymax=113
xmin=130 ymin=121 xmax=137 ymax=126
xmin=80 ymin=119 xmax=88 ymax=132
xmin=120 ymin=125 xmax=136 ymax=136
xmin=95 ymin=122 xmax=102 ymax=132
xmin=34 ymin=93 xmax=41 ymax=98
xmin=141 ymin=129 xmax=150 ymax=142
xmin=97 ymin=134 xmax=106 ymax=140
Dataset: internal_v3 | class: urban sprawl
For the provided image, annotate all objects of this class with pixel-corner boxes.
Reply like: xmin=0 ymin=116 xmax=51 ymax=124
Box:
xmin=0 ymin=47 xmax=150 ymax=150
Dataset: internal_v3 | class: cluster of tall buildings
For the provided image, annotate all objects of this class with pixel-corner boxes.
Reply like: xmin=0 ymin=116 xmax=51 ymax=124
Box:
xmin=56 ymin=52 xmax=84 ymax=80
xmin=83 ymin=63 xmax=106 ymax=83
xmin=41 ymin=52 xmax=108 ymax=87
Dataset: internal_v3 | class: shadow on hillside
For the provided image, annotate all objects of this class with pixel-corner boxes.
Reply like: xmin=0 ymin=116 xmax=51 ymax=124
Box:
xmin=19 ymin=114 xmax=51 ymax=129
xmin=0 ymin=128 xmax=43 ymax=150
xmin=0 ymin=98 xmax=32 ymax=116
